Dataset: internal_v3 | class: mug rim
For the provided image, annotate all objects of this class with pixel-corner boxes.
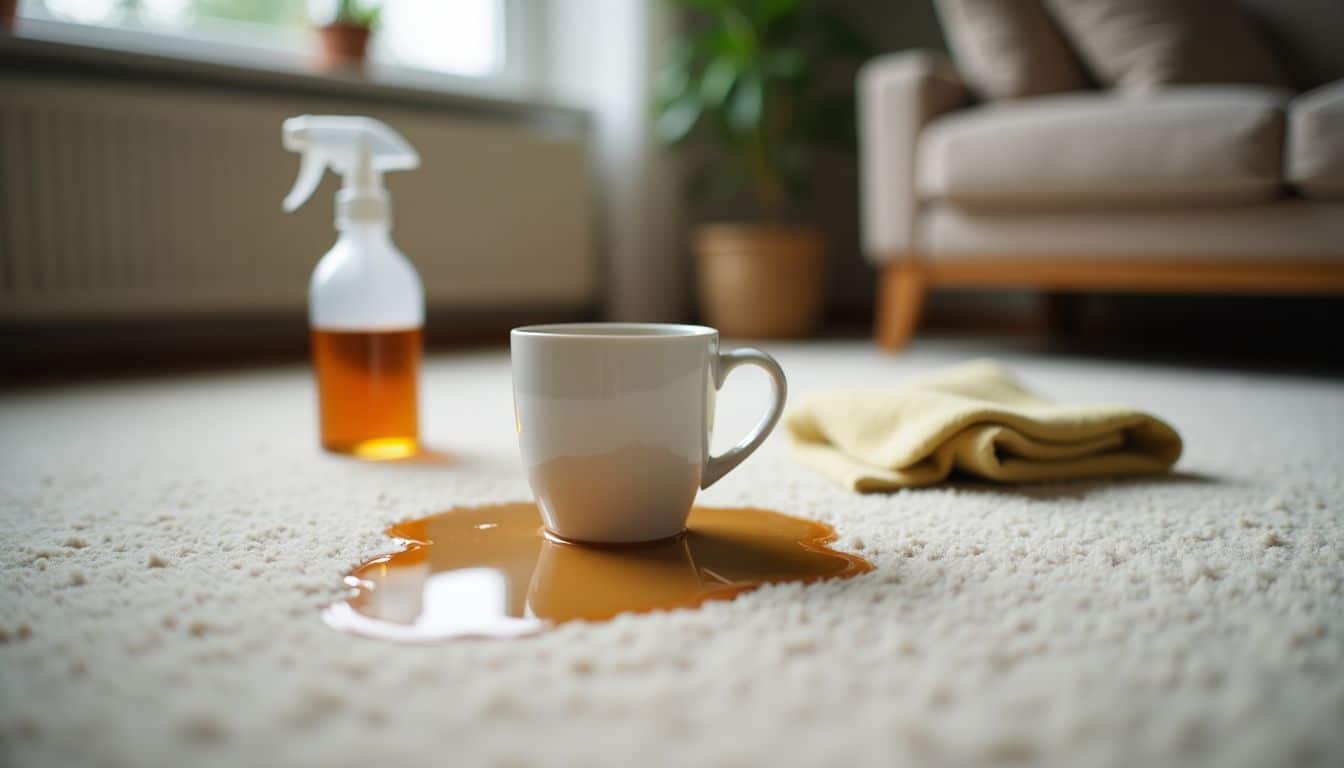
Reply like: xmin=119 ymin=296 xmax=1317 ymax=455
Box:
xmin=511 ymin=322 xmax=716 ymax=339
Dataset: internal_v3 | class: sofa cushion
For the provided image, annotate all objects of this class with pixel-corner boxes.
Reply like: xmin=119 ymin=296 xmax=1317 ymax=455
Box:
xmin=916 ymin=87 xmax=1289 ymax=209
xmin=1044 ymin=0 xmax=1287 ymax=91
xmin=919 ymin=201 xmax=1344 ymax=258
xmin=1238 ymin=0 xmax=1344 ymax=90
xmin=1288 ymin=81 xmax=1344 ymax=199
xmin=933 ymin=0 xmax=1089 ymax=101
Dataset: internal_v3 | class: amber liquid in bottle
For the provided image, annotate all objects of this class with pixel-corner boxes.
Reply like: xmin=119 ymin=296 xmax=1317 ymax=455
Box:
xmin=311 ymin=328 xmax=421 ymax=459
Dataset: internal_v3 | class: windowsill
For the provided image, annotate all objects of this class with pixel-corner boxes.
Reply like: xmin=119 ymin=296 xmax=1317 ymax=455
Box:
xmin=1 ymin=18 xmax=588 ymax=128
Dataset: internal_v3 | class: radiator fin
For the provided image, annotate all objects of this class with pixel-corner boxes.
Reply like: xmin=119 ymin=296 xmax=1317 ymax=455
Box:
xmin=0 ymin=74 xmax=597 ymax=320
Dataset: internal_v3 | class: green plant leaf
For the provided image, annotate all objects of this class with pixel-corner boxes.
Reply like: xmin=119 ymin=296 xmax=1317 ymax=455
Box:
xmin=753 ymin=0 xmax=799 ymax=28
xmin=655 ymin=59 xmax=692 ymax=106
xmin=720 ymin=7 xmax=758 ymax=58
xmin=726 ymin=73 xmax=764 ymax=135
xmin=699 ymin=55 xmax=740 ymax=109
xmin=654 ymin=0 xmax=871 ymax=211
xmin=655 ymin=96 xmax=703 ymax=145
xmin=664 ymin=0 xmax=723 ymax=9
xmin=333 ymin=0 xmax=380 ymax=27
xmin=763 ymin=48 xmax=805 ymax=79
xmin=687 ymin=27 xmax=728 ymax=58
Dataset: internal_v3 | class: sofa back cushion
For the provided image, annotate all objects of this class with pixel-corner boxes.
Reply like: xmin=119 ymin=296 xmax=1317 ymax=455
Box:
xmin=1044 ymin=0 xmax=1288 ymax=91
xmin=933 ymin=0 xmax=1089 ymax=101
xmin=1238 ymin=0 xmax=1344 ymax=90
xmin=916 ymin=86 xmax=1289 ymax=209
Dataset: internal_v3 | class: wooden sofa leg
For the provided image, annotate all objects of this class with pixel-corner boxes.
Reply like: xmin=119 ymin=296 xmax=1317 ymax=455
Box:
xmin=874 ymin=262 xmax=927 ymax=351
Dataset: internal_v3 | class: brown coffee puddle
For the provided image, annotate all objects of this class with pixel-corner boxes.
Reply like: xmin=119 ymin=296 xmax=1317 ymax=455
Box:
xmin=323 ymin=502 xmax=873 ymax=641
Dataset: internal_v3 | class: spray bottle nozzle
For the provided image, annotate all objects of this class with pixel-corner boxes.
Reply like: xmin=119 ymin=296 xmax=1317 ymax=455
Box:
xmin=281 ymin=115 xmax=419 ymax=225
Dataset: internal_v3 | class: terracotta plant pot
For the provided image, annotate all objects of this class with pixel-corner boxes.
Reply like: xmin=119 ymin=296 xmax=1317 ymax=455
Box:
xmin=1 ymin=0 xmax=17 ymax=31
xmin=317 ymin=22 xmax=371 ymax=71
xmin=693 ymin=223 xmax=826 ymax=339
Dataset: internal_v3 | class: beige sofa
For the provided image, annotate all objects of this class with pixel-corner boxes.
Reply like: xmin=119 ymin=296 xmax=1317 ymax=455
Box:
xmin=859 ymin=0 xmax=1344 ymax=349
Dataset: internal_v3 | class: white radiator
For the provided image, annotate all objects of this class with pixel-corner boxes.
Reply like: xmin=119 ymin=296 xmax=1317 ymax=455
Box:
xmin=0 ymin=73 xmax=597 ymax=321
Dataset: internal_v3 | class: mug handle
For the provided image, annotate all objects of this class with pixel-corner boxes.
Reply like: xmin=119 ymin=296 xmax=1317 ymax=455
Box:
xmin=701 ymin=348 xmax=788 ymax=489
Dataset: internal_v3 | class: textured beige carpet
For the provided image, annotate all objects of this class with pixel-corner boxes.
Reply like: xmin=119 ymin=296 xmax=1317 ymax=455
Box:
xmin=2 ymin=341 xmax=1342 ymax=768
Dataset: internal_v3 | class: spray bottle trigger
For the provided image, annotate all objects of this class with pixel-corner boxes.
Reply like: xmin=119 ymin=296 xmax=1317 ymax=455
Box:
xmin=283 ymin=151 xmax=326 ymax=213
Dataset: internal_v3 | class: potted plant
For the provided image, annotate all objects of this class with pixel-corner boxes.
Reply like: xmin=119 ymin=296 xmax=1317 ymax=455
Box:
xmin=316 ymin=0 xmax=380 ymax=72
xmin=655 ymin=0 xmax=869 ymax=338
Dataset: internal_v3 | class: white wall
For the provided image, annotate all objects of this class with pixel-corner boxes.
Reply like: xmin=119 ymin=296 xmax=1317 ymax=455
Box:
xmin=538 ymin=0 xmax=686 ymax=322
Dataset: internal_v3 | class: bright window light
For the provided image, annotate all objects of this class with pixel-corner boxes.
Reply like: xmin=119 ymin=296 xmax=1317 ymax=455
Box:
xmin=373 ymin=0 xmax=503 ymax=78
xmin=40 ymin=0 xmax=121 ymax=24
xmin=19 ymin=0 xmax=507 ymax=79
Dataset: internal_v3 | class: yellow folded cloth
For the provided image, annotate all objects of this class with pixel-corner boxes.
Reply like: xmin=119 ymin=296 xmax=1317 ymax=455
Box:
xmin=785 ymin=359 xmax=1182 ymax=491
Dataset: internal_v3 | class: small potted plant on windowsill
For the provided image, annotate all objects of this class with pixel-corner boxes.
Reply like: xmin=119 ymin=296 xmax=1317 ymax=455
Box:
xmin=317 ymin=0 xmax=381 ymax=72
xmin=655 ymin=0 xmax=869 ymax=338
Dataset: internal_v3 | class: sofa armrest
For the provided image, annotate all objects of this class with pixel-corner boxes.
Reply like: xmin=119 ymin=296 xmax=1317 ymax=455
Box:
xmin=1288 ymin=78 xmax=1344 ymax=198
xmin=858 ymin=50 xmax=968 ymax=263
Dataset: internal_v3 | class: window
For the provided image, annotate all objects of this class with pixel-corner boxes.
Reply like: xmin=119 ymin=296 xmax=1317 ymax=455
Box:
xmin=18 ymin=0 xmax=508 ymax=80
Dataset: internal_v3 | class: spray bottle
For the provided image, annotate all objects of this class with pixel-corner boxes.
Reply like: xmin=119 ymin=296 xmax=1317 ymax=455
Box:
xmin=282 ymin=115 xmax=423 ymax=459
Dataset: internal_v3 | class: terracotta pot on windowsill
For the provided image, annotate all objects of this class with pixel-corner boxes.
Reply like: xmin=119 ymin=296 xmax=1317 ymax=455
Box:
xmin=2 ymin=0 xmax=17 ymax=31
xmin=693 ymin=223 xmax=827 ymax=339
xmin=317 ymin=22 xmax=371 ymax=71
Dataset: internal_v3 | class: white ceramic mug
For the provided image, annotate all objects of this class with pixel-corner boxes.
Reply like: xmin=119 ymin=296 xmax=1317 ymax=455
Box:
xmin=511 ymin=323 xmax=787 ymax=543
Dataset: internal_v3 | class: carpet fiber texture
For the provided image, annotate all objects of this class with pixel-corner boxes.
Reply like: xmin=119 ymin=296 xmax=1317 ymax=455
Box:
xmin=2 ymin=341 xmax=1342 ymax=768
